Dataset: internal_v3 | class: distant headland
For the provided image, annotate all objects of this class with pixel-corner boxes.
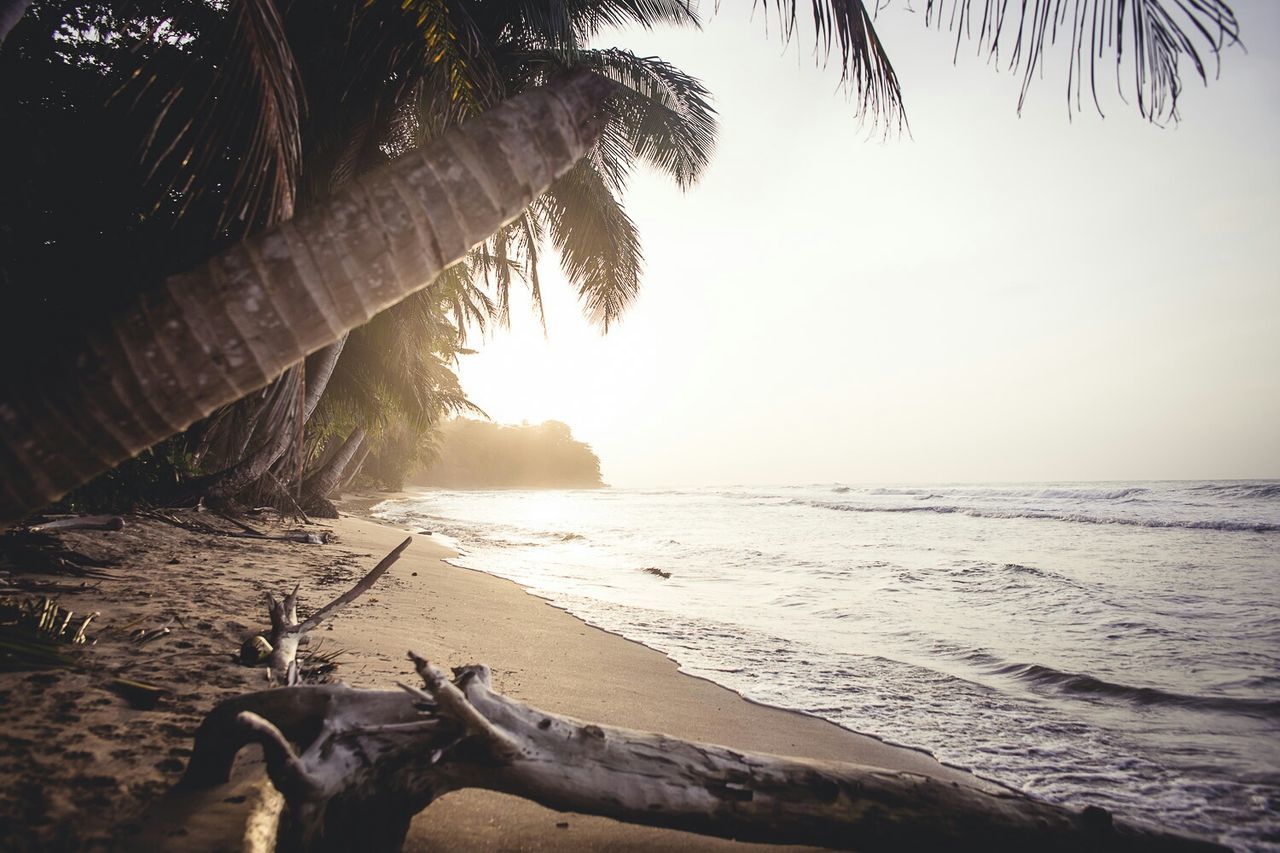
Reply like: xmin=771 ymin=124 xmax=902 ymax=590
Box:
xmin=410 ymin=419 xmax=604 ymax=489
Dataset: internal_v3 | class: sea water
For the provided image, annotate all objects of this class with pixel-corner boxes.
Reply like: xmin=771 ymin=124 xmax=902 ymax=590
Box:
xmin=372 ymin=481 xmax=1280 ymax=849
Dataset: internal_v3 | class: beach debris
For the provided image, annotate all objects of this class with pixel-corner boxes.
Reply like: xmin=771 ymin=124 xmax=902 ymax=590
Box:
xmin=142 ymin=508 xmax=329 ymax=544
xmin=110 ymin=676 xmax=168 ymax=710
xmin=27 ymin=514 xmax=126 ymax=533
xmin=240 ymin=635 xmax=274 ymax=665
xmin=245 ymin=537 xmax=409 ymax=685
xmin=0 ymin=528 xmax=118 ymax=578
xmin=0 ymin=595 xmax=97 ymax=671
xmin=641 ymin=567 xmax=671 ymax=579
xmin=298 ymin=642 xmax=345 ymax=684
xmin=131 ymin=619 xmax=174 ymax=645
xmin=180 ymin=652 xmax=1227 ymax=852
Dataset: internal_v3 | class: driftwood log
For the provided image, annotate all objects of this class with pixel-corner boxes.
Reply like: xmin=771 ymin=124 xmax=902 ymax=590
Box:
xmin=246 ymin=538 xmax=409 ymax=684
xmin=180 ymin=653 xmax=1225 ymax=853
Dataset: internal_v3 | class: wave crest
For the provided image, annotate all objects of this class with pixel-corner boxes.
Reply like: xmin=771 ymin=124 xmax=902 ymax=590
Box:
xmin=997 ymin=663 xmax=1280 ymax=719
xmin=799 ymin=500 xmax=1280 ymax=533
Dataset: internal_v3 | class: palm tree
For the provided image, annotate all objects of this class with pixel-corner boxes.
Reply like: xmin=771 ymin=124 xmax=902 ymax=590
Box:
xmin=0 ymin=0 xmax=1241 ymax=527
xmin=119 ymin=0 xmax=715 ymax=507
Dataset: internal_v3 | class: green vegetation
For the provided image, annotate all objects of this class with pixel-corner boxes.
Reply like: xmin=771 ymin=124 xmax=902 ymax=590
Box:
xmin=0 ymin=596 xmax=94 ymax=671
xmin=410 ymin=420 xmax=604 ymax=490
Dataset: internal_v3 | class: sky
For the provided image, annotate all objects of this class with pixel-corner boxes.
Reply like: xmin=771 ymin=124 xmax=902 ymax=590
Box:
xmin=456 ymin=2 xmax=1280 ymax=488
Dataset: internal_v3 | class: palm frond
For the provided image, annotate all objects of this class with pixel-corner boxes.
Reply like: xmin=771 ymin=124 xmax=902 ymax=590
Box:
xmin=406 ymin=0 xmax=503 ymax=136
xmin=919 ymin=0 xmax=1240 ymax=120
xmin=129 ymin=0 xmax=304 ymax=232
xmin=540 ymin=159 xmax=643 ymax=331
xmin=429 ymin=260 xmax=498 ymax=338
xmin=504 ymin=0 xmax=699 ymax=52
xmin=749 ymin=0 xmax=905 ymax=129
xmin=522 ymin=48 xmax=718 ymax=190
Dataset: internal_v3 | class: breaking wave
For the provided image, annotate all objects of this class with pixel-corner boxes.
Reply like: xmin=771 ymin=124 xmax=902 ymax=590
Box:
xmin=800 ymin=500 xmax=1280 ymax=533
xmin=995 ymin=663 xmax=1280 ymax=720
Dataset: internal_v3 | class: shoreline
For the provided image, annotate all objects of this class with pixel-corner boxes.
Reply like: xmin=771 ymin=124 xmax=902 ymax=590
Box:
xmin=348 ymin=490 xmax=1008 ymax=789
xmin=445 ymin=549 xmax=1007 ymax=785
xmin=0 ymin=500 xmax=1002 ymax=851
xmin=323 ymin=504 xmax=1006 ymax=849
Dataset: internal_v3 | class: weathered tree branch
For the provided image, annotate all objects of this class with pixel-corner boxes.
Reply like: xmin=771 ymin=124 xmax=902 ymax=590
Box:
xmin=27 ymin=514 xmax=125 ymax=533
xmin=183 ymin=651 xmax=1226 ymax=852
xmin=246 ymin=537 xmax=410 ymax=684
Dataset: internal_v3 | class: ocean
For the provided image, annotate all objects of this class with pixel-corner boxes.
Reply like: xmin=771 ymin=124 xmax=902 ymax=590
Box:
xmin=372 ymin=481 xmax=1280 ymax=849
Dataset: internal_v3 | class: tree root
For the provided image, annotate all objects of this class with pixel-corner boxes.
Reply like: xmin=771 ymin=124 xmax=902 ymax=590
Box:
xmin=181 ymin=651 xmax=1227 ymax=853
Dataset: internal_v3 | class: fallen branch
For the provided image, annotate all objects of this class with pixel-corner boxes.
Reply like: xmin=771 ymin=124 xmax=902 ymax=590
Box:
xmin=244 ymin=538 xmax=409 ymax=685
xmin=142 ymin=509 xmax=327 ymax=544
xmin=181 ymin=652 xmax=1226 ymax=853
xmin=27 ymin=514 xmax=125 ymax=533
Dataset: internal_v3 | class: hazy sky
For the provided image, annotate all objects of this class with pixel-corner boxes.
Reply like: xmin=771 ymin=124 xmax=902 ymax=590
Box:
xmin=457 ymin=2 xmax=1280 ymax=487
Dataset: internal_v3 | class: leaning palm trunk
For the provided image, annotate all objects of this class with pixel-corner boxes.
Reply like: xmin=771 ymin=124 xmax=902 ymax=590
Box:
xmin=302 ymin=337 xmax=346 ymax=423
xmin=339 ymin=444 xmax=371 ymax=491
xmin=0 ymin=71 xmax=613 ymax=528
xmin=301 ymin=426 xmax=365 ymax=508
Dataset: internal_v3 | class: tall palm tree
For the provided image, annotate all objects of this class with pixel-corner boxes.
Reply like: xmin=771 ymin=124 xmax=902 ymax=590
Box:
xmin=143 ymin=0 xmax=715 ymax=506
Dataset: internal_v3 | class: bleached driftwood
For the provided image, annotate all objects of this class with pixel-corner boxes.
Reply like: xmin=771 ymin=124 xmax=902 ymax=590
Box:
xmin=27 ymin=514 xmax=125 ymax=533
xmin=246 ymin=538 xmax=409 ymax=684
xmin=181 ymin=652 xmax=1225 ymax=853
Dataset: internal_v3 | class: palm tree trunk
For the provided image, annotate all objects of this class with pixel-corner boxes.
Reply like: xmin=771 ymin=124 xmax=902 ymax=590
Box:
xmin=0 ymin=71 xmax=613 ymax=528
xmin=303 ymin=335 xmax=347 ymax=423
xmin=302 ymin=426 xmax=365 ymax=506
xmin=0 ymin=0 xmax=30 ymax=46
xmin=340 ymin=444 xmax=372 ymax=491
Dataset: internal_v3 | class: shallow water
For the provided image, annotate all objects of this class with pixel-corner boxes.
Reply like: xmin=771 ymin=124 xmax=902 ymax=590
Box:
xmin=374 ymin=481 xmax=1280 ymax=849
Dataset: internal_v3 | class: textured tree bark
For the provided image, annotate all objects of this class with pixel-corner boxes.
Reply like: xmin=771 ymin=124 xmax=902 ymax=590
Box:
xmin=302 ymin=337 xmax=347 ymax=423
xmin=181 ymin=654 xmax=1226 ymax=853
xmin=338 ymin=444 xmax=371 ymax=492
xmin=0 ymin=71 xmax=614 ymax=528
xmin=0 ymin=0 xmax=31 ymax=46
xmin=301 ymin=426 xmax=365 ymax=509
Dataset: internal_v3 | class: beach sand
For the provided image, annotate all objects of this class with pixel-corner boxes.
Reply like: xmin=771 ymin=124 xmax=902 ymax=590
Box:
xmin=0 ymin=502 xmax=1000 ymax=851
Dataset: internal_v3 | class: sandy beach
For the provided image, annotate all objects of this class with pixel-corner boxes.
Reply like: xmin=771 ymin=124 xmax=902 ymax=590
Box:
xmin=0 ymin=502 xmax=999 ymax=851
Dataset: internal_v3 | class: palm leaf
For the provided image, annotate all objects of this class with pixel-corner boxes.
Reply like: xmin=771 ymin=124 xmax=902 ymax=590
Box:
xmin=128 ymin=0 xmax=304 ymax=232
xmin=918 ymin=0 xmax=1240 ymax=120
xmin=519 ymin=47 xmax=718 ymax=190
xmin=540 ymin=159 xmax=643 ymax=331
xmin=503 ymin=0 xmax=699 ymax=52
xmin=750 ymin=0 xmax=905 ymax=128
